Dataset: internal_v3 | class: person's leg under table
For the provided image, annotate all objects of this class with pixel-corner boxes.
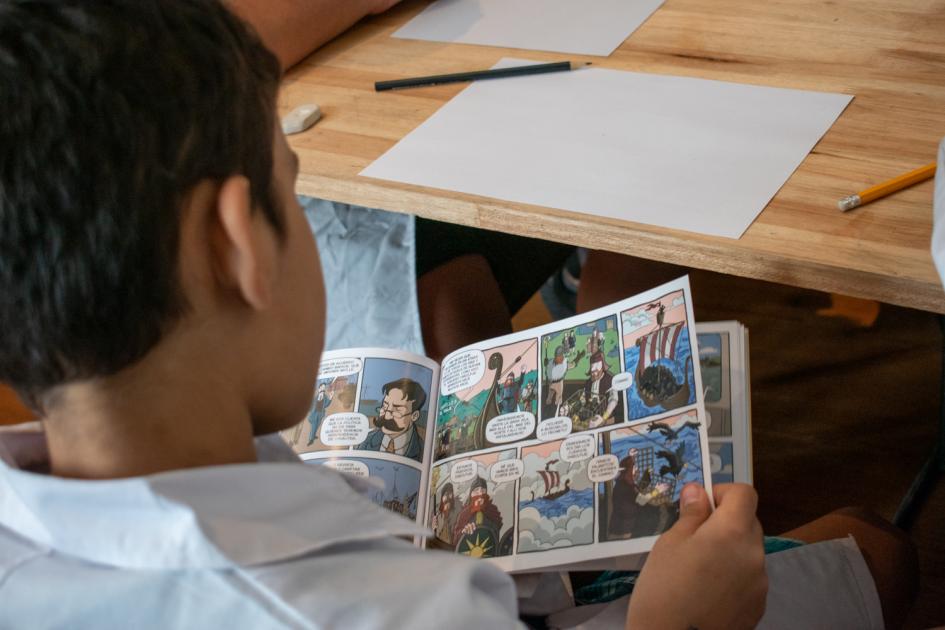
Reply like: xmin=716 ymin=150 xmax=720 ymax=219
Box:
xmin=416 ymin=218 xmax=574 ymax=361
xmin=780 ymin=507 xmax=919 ymax=629
xmin=576 ymin=250 xmax=685 ymax=313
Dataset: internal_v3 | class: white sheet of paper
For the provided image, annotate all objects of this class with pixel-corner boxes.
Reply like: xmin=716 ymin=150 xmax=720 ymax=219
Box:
xmin=393 ymin=0 xmax=663 ymax=56
xmin=361 ymin=60 xmax=853 ymax=239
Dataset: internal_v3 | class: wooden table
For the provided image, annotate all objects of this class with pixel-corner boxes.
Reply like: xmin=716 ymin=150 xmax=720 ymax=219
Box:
xmin=280 ymin=0 xmax=945 ymax=313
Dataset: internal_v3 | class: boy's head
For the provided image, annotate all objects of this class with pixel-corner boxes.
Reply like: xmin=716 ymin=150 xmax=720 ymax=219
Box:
xmin=0 ymin=0 xmax=325 ymax=431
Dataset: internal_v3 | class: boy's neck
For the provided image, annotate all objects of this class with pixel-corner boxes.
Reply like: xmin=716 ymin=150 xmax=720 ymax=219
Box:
xmin=41 ymin=342 xmax=258 ymax=480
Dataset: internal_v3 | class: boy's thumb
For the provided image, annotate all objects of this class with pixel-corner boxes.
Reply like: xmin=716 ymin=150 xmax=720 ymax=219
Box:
xmin=666 ymin=483 xmax=711 ymax=538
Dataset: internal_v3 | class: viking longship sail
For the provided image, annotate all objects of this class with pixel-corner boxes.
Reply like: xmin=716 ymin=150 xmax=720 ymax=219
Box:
xmin=635 ymin=320 xmax=692 ymax=410
xmin=637 ymin=321 xmax=685 ymax=370
xmin=537 ymin=461 xmax=571 ymax=500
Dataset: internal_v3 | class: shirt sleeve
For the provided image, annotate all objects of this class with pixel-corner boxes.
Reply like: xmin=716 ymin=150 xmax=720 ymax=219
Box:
xmin=242 ymin=537 xmax=524 ymax=629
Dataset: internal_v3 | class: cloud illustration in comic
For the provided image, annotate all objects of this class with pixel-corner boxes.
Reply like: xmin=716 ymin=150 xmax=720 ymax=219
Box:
xmin=540 ymin=314 xmax=624 ymax=432
xmin=597 ymin=412 xmax=704 ymax=542
xmin=428 ymin=450 xmax=519 ymax=558
xmin=436 ymin=339 xmax=539 ymax=460
xmin=621 ymin=290 xmax=697 ymax=421
xmin=517 ymin=438 xmax=596 ymax=553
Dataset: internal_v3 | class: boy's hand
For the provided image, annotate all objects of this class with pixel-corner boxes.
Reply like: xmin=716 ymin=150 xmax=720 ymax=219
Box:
xmin=626 ymin=483 xmax=767 ymax=630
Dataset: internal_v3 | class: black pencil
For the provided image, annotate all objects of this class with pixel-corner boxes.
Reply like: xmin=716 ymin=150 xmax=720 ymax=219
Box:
xmin=375 ymin=61 xmax=589 ymax=92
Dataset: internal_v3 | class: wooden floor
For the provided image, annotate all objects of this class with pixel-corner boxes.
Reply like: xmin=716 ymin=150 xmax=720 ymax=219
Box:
xmin=3 ymin=273 xmax=944 ymax=626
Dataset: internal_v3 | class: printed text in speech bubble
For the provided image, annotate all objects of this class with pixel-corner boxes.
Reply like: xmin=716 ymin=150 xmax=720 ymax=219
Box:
xmin=490 ymin=459 xmax=524 ymax=484
xmin=587 ymin=454 xmax=620 ymax=482
xmin=319 ymin=413 xmax=370 ymax=446
xmin=440 ymin=350 xmax=486 ymax=396
xmin=560 ymin=434 xmax=596 ymax=463
xmin=612 ymin=372 xmax=633 ymax=392
xmin=537 ymin=416 xmax=572 ymax=441
xmin=323 ymin=459 xmax=370 ymax=478
xmin=450 ymin=459 xmax=480 ymax=484
xmin=485 ymin=411 xmax=536 ymax=444
xmin=319 ymin=357 xmax=363 ymax=378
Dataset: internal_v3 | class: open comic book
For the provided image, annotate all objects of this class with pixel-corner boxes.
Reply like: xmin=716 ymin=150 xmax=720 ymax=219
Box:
xmin=281 ymin=277 xmax=716 ymax=573
xmin=697 ymin=322 xmax=752 ymax=486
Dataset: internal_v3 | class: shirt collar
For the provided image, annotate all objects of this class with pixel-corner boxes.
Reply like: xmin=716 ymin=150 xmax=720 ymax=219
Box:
xmin=0 ymin=426 xmax=427 ymax=570
xmin=381 ymin=425 xmax=414 ymax=452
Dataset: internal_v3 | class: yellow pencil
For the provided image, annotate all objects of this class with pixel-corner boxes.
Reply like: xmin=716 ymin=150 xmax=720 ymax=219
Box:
xmin=838 ymin=162 xmax=937 ymax=211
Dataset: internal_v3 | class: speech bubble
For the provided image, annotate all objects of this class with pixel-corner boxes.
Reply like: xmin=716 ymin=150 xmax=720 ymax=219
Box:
xmin=560 ymin=434 xmax=597 ymax=463
xmin=537 ymin=416 xmax=572 ymax=442
xmin=322 ymin=459 xmax=370 ymax=478
xmin=710 ymin=453 xmax=723 ymax=474
xmin=319 ymin=413 xmax=370 ymax=446
xmin=490 ymin=459 xmax=524 ymax=484
xmin=440 ymin=350 xmax=486 ymax=396
xmin=587 ymin=454 xmax=620 ymax=482
xmin=319 ymin=357 xmax=362 ymax=378
xmin=612 ymin=372 xmax=633 ymax=392
xmin=450 ymin=459 xmax=479 ymax=484
xmin=485 ymin=411 xmax=536 ymax=444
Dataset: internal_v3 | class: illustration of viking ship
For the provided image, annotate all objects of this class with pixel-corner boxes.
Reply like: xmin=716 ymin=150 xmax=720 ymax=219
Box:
xmin=537 ymin=460 xmax=571 ymax=500
xmin=471 ymin=344 xmax=535 ymax=449
xmin=473 ymin=352 xmax=504 ymax=450
xmin=635 ymin=314 xmax=692 ymax=410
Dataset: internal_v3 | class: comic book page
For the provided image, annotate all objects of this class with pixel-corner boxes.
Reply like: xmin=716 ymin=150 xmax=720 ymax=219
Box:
xmin=426 ymin=276 xmax=711 ymax=573
xmin=281 ymin=348 xmax=439 ymax=526
xmin=696 ymin=322 xmax=753 ymax=485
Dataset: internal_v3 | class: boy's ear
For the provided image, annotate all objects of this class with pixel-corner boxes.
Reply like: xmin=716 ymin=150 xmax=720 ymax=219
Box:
xmin=211 ymin=175 xmax=277 ymax=310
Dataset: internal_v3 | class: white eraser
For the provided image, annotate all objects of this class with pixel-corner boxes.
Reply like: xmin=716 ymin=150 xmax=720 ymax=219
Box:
xmin=282 ymin=103 xmax=322 ymax=135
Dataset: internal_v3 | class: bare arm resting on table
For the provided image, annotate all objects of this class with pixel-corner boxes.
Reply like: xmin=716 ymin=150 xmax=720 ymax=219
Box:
xmin=228 ymin=0 xmax=401 ymax=69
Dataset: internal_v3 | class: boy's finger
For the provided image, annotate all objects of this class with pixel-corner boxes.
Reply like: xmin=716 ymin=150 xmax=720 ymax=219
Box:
xmin=712 ymin=484 xmax=759 ymax=528
xmin=662 ymin=483 xmax=710 ymax=539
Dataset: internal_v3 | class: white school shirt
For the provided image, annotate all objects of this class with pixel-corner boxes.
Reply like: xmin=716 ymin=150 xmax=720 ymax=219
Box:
xmin=0 ymin=427 xmax=520 ymax=629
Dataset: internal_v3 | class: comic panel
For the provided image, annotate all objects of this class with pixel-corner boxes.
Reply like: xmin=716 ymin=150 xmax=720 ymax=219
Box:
xmin=303 ymin=455 xmax=422 ymax=521
xmin=281 ymin=357 xmax=362 ymax=454
xmin=597 ymin=412 xmax=705 ymax=542
xmin=517 ymin=437 xmax=596 ymax=554
xmin=697 ymin=331 xmax=732 ymax=437
xmin=428 ymin=450 xmax=519 ymax=558
xmin=355 ymin=358 xmax=434 ymax=464
xmin=435 ymin=339 xmax=539 ymax=461
xmin=539 ymin=314 xmax=625 ymax=430
xmin=621 ymin=290 xmax=697 ymax=422
xmin=709 ymin=442 xmax=735 ymax=484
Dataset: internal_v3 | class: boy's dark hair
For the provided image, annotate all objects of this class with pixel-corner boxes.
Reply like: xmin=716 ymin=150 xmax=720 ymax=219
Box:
xmin=381 ymin=378 xmax=427 ymax=414
xmin=0 ymin=0 xmax=282 ymax=408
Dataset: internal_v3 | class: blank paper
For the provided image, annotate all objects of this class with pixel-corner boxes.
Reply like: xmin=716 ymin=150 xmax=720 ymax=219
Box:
xmin=393 ymin=0 xmax=664 ymax=57
xmin=361 ymin=59 xmax=853 ymax=239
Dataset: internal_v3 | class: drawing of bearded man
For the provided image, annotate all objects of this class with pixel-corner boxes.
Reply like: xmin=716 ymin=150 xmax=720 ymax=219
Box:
xmin=453 ymin=476 xmax=504 ymax=557
xmin=432 ymin=482 xmax=462 ymax=545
